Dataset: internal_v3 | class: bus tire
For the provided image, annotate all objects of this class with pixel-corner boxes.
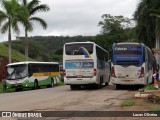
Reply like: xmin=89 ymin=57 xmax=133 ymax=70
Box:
xmin=97 ymin=78 xmax=102 ymax=89
xmin=15 ymin=88 xmax=23 ymax=92
xmin=105 ymin=82 xmax=109 ymax=86
xmin=70 ymin=85 xmax=76 ymax=90
xmin=47 ymin=78 xmax=54 ymax=88
xmin=34 ymin=80 xmax=39 ymax=90
xmin=70 ymin=85 xmax=80 ymax=90
xmin=51 ymin=78 xmax=54 ymax=87
xmin=116 ymin=84 xmax=121 ymax=90
xmin=15 ymin=88 xmax=19 ymax=92
xmin=105 ymin=75 xmax=110 ymax=86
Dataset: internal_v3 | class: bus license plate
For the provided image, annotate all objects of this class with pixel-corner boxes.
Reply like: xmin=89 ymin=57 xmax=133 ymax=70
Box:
xmin=77 ymin=75 xmax=82 ymax=78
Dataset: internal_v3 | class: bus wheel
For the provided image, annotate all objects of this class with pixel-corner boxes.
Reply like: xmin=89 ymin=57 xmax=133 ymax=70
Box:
xmin=15 ymin=88 xmax=19 ymax=92
xmin=15 ymin=88 xmax=22 ymax=92
xmin=105 ymin=76 xmax=109 ymax=86
xmin=97 ymin=79 xmax=102 ymax=89
xmin=34 ymin=80 xmax=39 ymax=90
xmin=105 ymin=82 xmax=109 ymax=86
xmin=116 ymin=84 xmax=121 ymax=90
xmin=47 ymin=78 xmax=54 ymax=88
xmin=70 ymin=85 xmax=80 ymax=90
xmin=51 ymin=79 xmax=54 ymax=87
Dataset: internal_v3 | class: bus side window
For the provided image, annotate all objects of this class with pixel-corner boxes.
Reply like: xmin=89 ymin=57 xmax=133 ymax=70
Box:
xmin=143 ymin=47 xmax=145 ymax=62
xmin=28 ymin=64 xmax=33 ymax=77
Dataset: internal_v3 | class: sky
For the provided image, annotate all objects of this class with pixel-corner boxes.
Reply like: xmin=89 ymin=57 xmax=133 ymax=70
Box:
xmin=0 ymin=0 xmax=139 ymax=42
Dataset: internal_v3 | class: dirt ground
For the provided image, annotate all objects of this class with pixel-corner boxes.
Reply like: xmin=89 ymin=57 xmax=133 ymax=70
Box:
xmin=105 ymin=89 xmax=160 ymax=112
xmin=20 ymin=89 xmax=160 ymax=120
xmin=1 ymin=85 xmax=160 ymax=120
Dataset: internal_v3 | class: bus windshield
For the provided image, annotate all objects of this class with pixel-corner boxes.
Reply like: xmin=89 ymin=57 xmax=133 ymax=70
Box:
xmin=114 ymin=44 xmax=142 ymax=55
xmin=6 ymin=64 xmax=27 ymax=80
xmin=65 ymin=43 xmax=93 ymax=55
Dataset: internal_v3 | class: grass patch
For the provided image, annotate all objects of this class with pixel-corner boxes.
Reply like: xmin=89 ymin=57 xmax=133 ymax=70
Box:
xmin=144 ymin=83 xmax=160 ymax=90
xmin=121 ymin=100 xmax=135 ymax=107
xmin=0 ymin=83 xmax=15 ymax=93
xmin=0 ymin=83 xmax=2 ymax=93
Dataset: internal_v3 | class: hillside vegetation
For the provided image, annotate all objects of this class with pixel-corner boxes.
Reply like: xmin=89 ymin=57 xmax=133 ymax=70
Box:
xmin=0 ymin=42 xmax=33 ymax=62
xmin=8 ymin=36 xmax=95 ymax=62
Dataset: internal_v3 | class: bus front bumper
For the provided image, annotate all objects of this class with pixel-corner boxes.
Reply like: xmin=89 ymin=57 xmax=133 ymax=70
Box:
xmin=7 ymin=82 xmax=30 ymax=89
xmin=7 ymin=83 xmax=24 ymax=89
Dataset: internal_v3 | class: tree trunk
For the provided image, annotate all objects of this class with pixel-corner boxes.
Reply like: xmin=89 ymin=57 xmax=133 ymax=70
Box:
xmin=25 ymin=28 xmax=28 ymax=61
xmin=8 ymin=27 xmax=12 ymax=63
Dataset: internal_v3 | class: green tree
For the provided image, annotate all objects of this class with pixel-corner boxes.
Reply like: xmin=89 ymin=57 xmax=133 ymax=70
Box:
xmin=149 ymin=1 xmax=160 ymax=48
xmin=98 ymin=14 xmax=131 ymax=34
xmin=134 ymin=0 xmax=159 ymax=48
xmin=96 ymin=14 xmax=136 ymax=56
xmin=21 ymin=0 xmax=50 ymax=61
xmin=0 ymin=0 xmax=27 ymax=63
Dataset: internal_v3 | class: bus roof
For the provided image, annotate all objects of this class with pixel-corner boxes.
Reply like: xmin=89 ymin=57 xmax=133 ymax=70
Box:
xmin=113 ymin=42 xmax=144 ymax=46
xmin=64 ymin=41 xmax=95 ymax=45
xmin=6 ymin=61 xmax=59 ymax=66
xmin=64 ymin=41 xmax=108 ymax=53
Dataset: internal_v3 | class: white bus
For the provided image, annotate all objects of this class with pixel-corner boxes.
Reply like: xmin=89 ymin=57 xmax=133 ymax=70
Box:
xmin=5 ymin=61 xmax=60 ymax=91
xmin=63 ymin=42 xmax=110 ymax=90
xmin=111 ymin=42 xmax=154 ymax=89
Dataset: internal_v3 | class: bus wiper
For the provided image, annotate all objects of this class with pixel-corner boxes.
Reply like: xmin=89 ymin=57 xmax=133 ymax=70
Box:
xmin=16 ymin=71 xmax=22 ymax=79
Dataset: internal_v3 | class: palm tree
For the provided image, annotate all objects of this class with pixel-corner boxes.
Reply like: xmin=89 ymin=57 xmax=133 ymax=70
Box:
xmin=150 ymin=5 xmax=160 ymax=47
xmin=21 ymin=0 xmax=50 ymax=61
xmin=134 ymin=0 xmax=157 ymax=48
xmin=0 ymin=0 xmax=28 ymax=63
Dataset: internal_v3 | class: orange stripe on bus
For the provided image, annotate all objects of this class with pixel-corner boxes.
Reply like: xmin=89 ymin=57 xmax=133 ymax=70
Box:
xmin=33 ymin=72 xmax=60 ymax=77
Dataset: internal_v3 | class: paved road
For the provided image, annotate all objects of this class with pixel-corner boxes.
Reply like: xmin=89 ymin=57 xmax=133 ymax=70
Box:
xmin=0 ymin=84 xmax=135 ymax=112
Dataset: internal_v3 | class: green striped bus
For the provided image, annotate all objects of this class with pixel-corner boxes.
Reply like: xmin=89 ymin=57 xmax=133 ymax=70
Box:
xmin=5 ymin=61 xmax=60 ymax=91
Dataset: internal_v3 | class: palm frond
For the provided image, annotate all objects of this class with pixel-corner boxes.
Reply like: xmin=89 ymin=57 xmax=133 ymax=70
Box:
xmin=30 ymin=4 xmax=50 ymax=16
xmin=1 ymin=21 xmax=9 ymax=33
xmin=23 ymin=21 xmax=33 ymax=32
xmin=27 ymin=0 xmax=39 ymax=12
xmin=0 ymin=10 xmax=8 ymax=25
xmin=30 ymin=17 xmax=47 ymax=29
xmin=26 ymin=21 xmax=33 ymax=32
xmin=22 ymin=0 xmax=27 ymax=6
xmin=1 ymin=0 xmax=11 ymax=14
xmin=150 ymin=9 xmax=160 ymax=18
xmin=12 ymin=19 xmax=20 ymax=34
